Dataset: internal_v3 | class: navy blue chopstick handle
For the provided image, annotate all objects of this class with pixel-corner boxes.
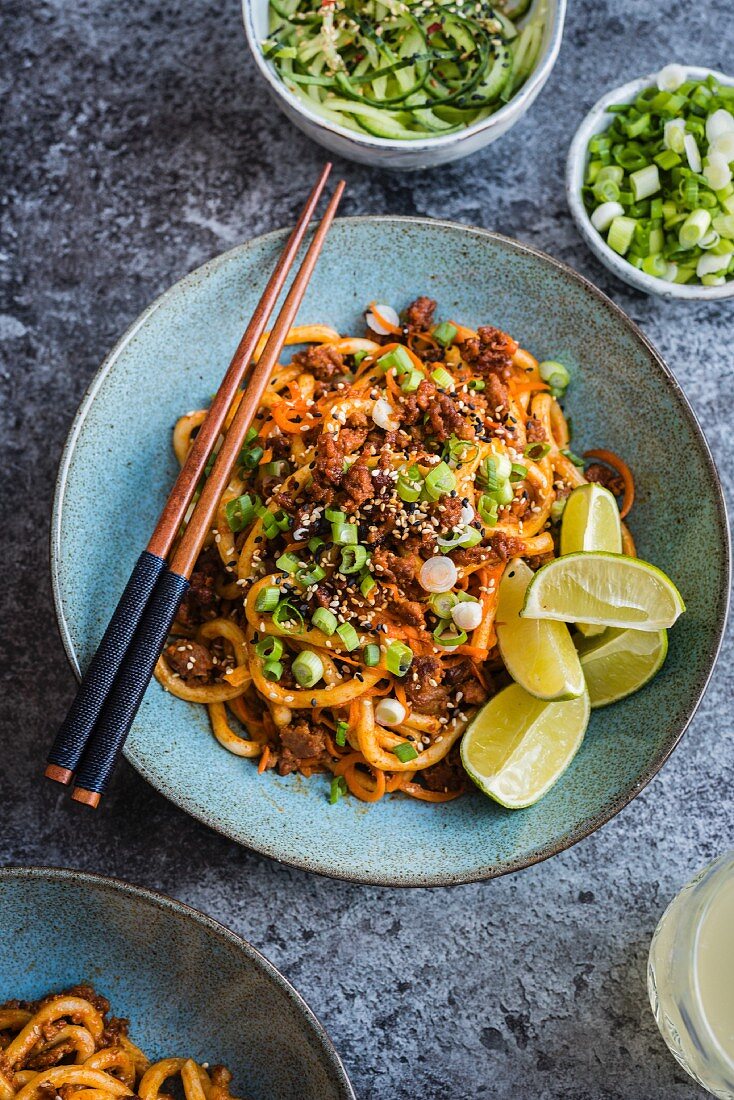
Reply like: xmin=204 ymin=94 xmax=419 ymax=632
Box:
xmin=47 ymin=550 xmax=167 ymax=774
xmin=72 ymin=570 xmax=190 ymax=795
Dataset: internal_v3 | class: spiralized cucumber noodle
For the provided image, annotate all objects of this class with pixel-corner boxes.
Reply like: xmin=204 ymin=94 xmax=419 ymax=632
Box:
xmin=262 ymin=0 xmax=548 ymax=141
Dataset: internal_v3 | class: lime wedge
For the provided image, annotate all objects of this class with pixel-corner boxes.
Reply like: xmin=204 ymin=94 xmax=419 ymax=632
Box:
xmin=560 ymin=483 xmax=623 ymax=555
xmin=461 ymin=682 xmax=590 ymax=809
xmin=522 ymin=552 xmax=685 ymax=631
xmin=496 ymin=558 xmax=585 ymax=700
xmin=576 ymin=627 xmax=668 ymax=708
xmin=561 ymin=484 xmax=623 ymax=638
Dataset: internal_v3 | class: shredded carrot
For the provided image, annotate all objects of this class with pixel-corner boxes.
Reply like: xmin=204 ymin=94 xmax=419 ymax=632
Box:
xmin=258 ymin=746 xmax=270 ymax=774
xmin=402 ymin=783 xmax=463 ymax=803
xmin=508 ymin=378 xmax=549 ymax=397
xmin=583 ymin=448 xmax=635 ymax=518
xmin=259 ymin=447 xmax=273 ymax=464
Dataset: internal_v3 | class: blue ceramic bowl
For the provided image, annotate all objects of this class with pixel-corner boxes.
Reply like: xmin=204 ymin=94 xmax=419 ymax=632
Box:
xmin=0 ymin=867 xmax=354 ymax=1100
xmin=51 ymin=217 xmax=730 ymax=887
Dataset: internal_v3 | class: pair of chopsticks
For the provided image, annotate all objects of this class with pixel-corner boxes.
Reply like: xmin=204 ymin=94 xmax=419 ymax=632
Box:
xmin=46 ymin=163 xmax=345 ymax=807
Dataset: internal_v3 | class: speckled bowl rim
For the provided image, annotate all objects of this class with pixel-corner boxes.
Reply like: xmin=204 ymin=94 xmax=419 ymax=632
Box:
xmin=241 ymin=0 xmax=566 ymax=154
xmin=0 ymin=865 xmax=355 ymax=1098
xmin=51 ymin=216 xmax=731 ymax=887
xmin=566 ymin=66 xmax=734 ymax=300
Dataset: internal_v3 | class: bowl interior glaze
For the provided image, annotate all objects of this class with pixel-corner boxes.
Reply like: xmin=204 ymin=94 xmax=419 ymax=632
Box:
xmin=0 ymin=868 xmax=353 ymax=1099
xmin=52 ymin=217 xmax=729 ymax=886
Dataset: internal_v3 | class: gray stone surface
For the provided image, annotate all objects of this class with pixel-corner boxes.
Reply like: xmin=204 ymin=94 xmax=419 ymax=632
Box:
xmin=2 ymin=1 xmax=733 ymax=1097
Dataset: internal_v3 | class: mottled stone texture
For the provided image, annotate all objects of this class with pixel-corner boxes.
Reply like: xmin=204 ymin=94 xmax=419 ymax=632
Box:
xmin=1 ymin=1 xmax=733 ymax=1097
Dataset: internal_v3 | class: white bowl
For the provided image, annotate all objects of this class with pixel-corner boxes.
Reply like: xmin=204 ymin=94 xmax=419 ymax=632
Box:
xmin=566 ymin=66 xmax=734 ymax=300
xmin=242 ymin=0 xmax=566 ymax=170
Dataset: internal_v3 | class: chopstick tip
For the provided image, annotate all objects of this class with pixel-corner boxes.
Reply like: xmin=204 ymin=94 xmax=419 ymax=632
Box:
xmin=70 ymin=787 xmax=102 ymax=808
xmin=45 ymin=764 xmax=74 ymax=786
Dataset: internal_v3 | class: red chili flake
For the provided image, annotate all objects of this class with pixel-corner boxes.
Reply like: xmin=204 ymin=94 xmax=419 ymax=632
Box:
xmin=427 ymin=21 xmax=442 ymax=33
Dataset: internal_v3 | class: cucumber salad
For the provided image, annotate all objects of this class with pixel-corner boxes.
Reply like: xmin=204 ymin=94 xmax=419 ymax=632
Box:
xmin=262 ymin=0 xmax=547 ymax=141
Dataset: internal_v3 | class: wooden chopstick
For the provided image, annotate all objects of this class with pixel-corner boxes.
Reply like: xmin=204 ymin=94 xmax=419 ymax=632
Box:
xmin=45 ymin=164 xmax=333 ymax=788
xmin=69 ymin=179 xmax=346 ymax=807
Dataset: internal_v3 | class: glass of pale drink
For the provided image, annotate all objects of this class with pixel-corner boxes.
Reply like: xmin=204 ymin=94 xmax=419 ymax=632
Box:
xmin=648 ymin=851 xmax=734 ymax=1098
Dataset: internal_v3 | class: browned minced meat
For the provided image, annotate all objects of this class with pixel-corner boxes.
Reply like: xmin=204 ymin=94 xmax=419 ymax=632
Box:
xmin=403 ymin=296 xmax=437 ymax=331
xmin=371 ymin=545 xmax=415 ymax=585
xmin=452 ymin=532 xmax=524 ymax=570
xmin=485 ymin=373 xmax=510 ymax=416
xmin=177 ymin=550 xmax=220 ymax=627
xmin=292 ymin=343 xmax=345 ymax=381
xmin=525 ymin=416 xmax=547 ymax=443
xmin=398 ymin=378 xmax=437 ymax=426
xmin=432 ymin=493 xmax=463 ymax=530
xmin=451 ymin=543 xmax=490 ymax=570
xmin=102 ymin=1016 xmax=130 ymax=1046
xmin=392 ymin=598 xmax=425 ymax=629
xmin=339 ymin=426 xmax=368 ymax=454
xmin=585 ymin=462 xmax=625 ymax=496
xmin=490 ymin=532 xmax=526 ymax=561
xmin=444 ymin=661 xmax=489 ymax=706
xmin=165 ymin=640 xmax=214 ymax=684
xmin=428 ymin=393 xmax=476 ymax=442
xmin=422 ymin=749 xmax=469 ymax=793
xmin=463 ymin=325 xmax=518 ymax=380
xmin=342 ymin=454 xmax=375 ymax=512
xmin=34 ymin=985 xmax=110 ymax=1019
xmin=26 ymin=1042 xmax=78 ymax=1071
xmin=403 ymin=655 xmax=449 ymax=715
xmin=278 ymin=721 xmax=328 ymax=775
xmin=311 ymin=432 xmax=345 ymax=500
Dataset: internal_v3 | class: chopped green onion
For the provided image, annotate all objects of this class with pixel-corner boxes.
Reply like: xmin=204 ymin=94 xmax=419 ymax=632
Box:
xmin=608 ymin=215 xmax=637 ymax=255
xmin=337 ymin=622 xmax=360 ymax=651
xmin=432 ymin=621 xmax=468 ymax=648
xmin=400 ymin=368 xmax=423 ymax=393
xmin=423 ymin=461 xmax=456 ymax=500
xmin=468 ymin=379 xmax=485 ymax=391
xmin=332 ymin=521 xmax=358 ymax=545
xmin=561 ymin=448 xmax=585 ymax=467
xmin=477 ymin=456 xmax=499 ymax=491
xmin=478 ymin=493 xmax=499 ymax=526
xmin=360 ymin=572 xmax=376 ymax=597
xmin=429 ymin=592 xmax=458 ymax=619
xmin=444 ymin=435 xmax=478 ymax=467
xmin=524 ymin=441 xmax=551 ymax=461
xmin=241 ymin=445 xmax=264 ymax=470
xmin=363 ymin=644 xmax=380 ymax=667
xmin=292 ymin=650 xmax=324 ymax=688
xmin=396 ymin=464 xmax=423 ymax=503
xmin=431 ymin=366 xmax=454 ymax=389
xmin=325 ymin=507 xmax=346 ymax=523
xmin=393 ymin=742 xmax=419 ymax=763
xmin=335 ymin=721 xmax=348 ymax=747
xmin=339 ymin=545 xmax=368 ymax=574
xmin=296 ymin=564 xmax=326 ymax=587
xmin=276 ymin=551 xmax=301 ymax=574
xmin=538 ymin=359 xmax=570 ymax=394
xmin=255 ymin=586 xmax=280 ymax=613
xmin=679 ymin=208 xmax=712 ymax=247
xmin=432 ymin=322 xmax=458 ymax=347
xmin=386 ymin=641 xmax=413 ymax=677
xmin=630 ymin=163 xmax=661 ymax=200
xmin=273 ymin=600 xmax=304 ymax=632
xmin=312 ymin=607 xmax=338 ymax=635
xmin=329 ymin=775 xmax=347 ymax=805
xmin=262 ymin=460 xmax=290 ymax=478
xmin=378 ymin=346 xmax=413 ymax=375
xmin=550 ymin=497 xmax=567 ymax=523
xmin=255 ymin=636 xmax=283 ymax=660
xmin=510 ymin=462 xmax=528 ymax=482
xmin=308 ymin=536 xmax=324 ymax=554
xmin=263 ymin=659 xmax=283 ymax=682
xmin=225 ymin=492 xmax=260 ymax=533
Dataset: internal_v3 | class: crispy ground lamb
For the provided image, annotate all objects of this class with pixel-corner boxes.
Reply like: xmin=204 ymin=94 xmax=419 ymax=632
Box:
xmin=463 ymin=325 xmax=518 ymax=379
xmin=427 ymin=393 xmax=475 ymax=442
xmin=292 ymin=343 xmax=345 ymax=381
xmin=525 ymin=416 xmax=547 ymax=443
xmin=403 ymin=655 xmax=450 ymax=715
xmin=585 ymin=462 xmax=625 ymax=496
xmin=403 ymin=295 xmax=436 ymax=331
xmin=165 ymin=641 xmax=214 ymax=684
xmin=278 ymin=721 xmax=328 ymax=775
xmin=422 ymin=748 xmax=469 ymax=792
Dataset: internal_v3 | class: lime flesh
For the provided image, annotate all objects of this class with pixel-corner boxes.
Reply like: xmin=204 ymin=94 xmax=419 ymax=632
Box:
xmin=561 ymin=484 xmax=623 ymax=638
xmin=522 ymin=552 xmax=685 ymax=631
xmin=461 ymin=682 xmax=590 ymax=809
xmin=496 ymin=558 xmax=585 ymax=700
xmin=576 ymin=626 xmax=668 ymax=707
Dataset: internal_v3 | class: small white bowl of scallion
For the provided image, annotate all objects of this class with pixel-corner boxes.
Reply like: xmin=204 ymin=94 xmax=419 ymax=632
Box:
xmin=567 ymin=65 xmax=734 ymax=299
